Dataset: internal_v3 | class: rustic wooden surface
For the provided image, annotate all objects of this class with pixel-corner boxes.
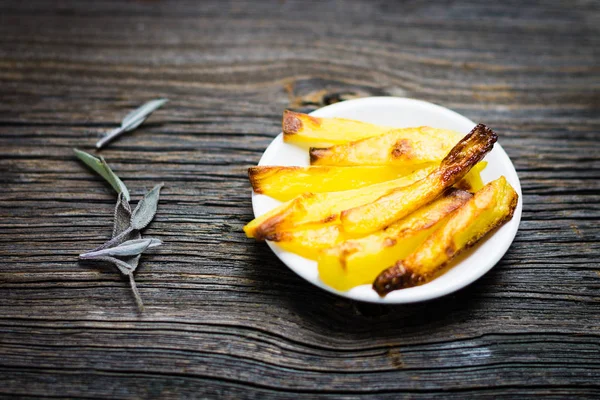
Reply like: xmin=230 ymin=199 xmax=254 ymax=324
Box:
xmin=1 ymin=0 xmax=599 ymax=398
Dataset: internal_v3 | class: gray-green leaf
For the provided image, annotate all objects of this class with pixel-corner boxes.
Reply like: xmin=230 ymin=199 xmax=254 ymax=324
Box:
xmin=85 ymin=192 xmax=140 ymax=252
xmin=123 ymin=254 xmax=141 ymax=272
xmin=96 ymin=98 xmax=168 ymax=149
xmin=131 ymin=183 xmax=163 ymax=230
xmin=74 ymin=149 xmax=130 ymax=201
xmin=113 ymin=192 xmax=132 ymax=238
xmin=79 ymin=238 xmax=162 ymax=260
xmin=122 ymin=98 xmax=168 ymax=131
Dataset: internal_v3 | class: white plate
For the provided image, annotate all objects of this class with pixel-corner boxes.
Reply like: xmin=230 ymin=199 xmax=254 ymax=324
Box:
xmin=252 ymin=97 xmax=522 ymax=303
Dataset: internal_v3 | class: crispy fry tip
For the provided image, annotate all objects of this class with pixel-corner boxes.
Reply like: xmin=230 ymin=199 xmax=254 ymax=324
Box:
xmin=247 ymin=167 xmax=262 ymax=193
xmin=373 ymin=262 xmax=424 ymax=296
xmin=283 ymin=110 xmax=302 ymax=135
xmin=309 ymin=147 xmax=329 ymax=164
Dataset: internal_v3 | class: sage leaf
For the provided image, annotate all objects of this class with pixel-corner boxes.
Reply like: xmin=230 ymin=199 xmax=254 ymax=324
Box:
xmin=123 ymin=254 xmax=141 ymax=272
xmin=122 ymin=99 xmax=168 ymax=131
xmin=113 ymin=192 xmax=133 ymax=238
xmin=92 ymin=193 xmax=139 ymax=252
xmin=74 ymin=149 xmax=130 ymax=201
xmin=79 ymin=238 xmax=162 ymax=260
xmin=99 ymin=156 xmax=130 ymax=200
xmin=90 ymin=193 xmax=138 ymax=252
xmin=131 ymin=183 xmax=164 ymax=230
xmin=96 ymin=98 xmax=168 ymax=149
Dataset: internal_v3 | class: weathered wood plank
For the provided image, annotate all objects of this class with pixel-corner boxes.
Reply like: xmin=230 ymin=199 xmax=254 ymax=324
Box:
xmin=0 ymin=0 xmax=599 ymax=398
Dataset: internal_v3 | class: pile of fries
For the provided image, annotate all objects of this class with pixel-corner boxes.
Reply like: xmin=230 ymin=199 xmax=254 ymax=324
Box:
xmin=245 ymin=111 xmax=518 ymax=296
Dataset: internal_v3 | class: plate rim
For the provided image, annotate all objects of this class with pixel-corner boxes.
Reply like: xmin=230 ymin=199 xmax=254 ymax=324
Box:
xmin=251 ymin=96 xmax=522 ymax=304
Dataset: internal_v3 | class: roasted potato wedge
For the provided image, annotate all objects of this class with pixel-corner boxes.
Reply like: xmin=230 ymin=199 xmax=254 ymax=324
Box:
xmin=243 ymin=167 xmax=434 ymax=240
xmin=373 ymin=176 xmax=518 ymax=296
xmin=249 ymin=165 xmax=423 ymax=202
xmin=310 ymin=126 xmax=462 ymax=167
xmin=318 ymin=189 xmax=472 ymax=291
xmin=341 ymin=124 xmax=497 ymax=236
xmin=456 ymin=161 xmax=487 ymax=193
xmin=282 ymin=110 xmax=392 ymax=147
xmin=274 ymin=224 xmax=344 ymax=260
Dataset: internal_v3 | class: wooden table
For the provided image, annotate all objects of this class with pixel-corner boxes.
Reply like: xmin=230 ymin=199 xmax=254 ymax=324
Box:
xmin=1 ymin=1 xmax=598 ymax=398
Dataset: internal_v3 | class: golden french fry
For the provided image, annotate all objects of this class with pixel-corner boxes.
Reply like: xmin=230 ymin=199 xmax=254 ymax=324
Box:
xmin=309 ymin=126 xmax=462 ymax=167
xmin=340 ymin=124 xmax=497 ymax=236
xmin=243 ymin=167 xmax=434 ymax=240
xmin=373 ymin=176 xmax=518 ymax=296
xmin=273 ymin=224 xmax=344 ymax=261
xmin=308 ymin=125 xmax=487 ymax=194
xmin=248 ymin=165 xmax=423 ymax=202
xmin=455 ymin=161 xmax=487 ymax=193
xmin=318 ymin=189 xmax=472 ymax=291
xmin=282 ymin=110 xmax=392 ymax=147
xmin=282 ymin=111 xmax=486 ymax=193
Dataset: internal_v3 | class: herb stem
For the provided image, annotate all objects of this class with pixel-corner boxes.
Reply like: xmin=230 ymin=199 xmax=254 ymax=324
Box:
xmin=91 ymin=256 xmax=134 ymax=275
xmin=96 ymin=127 xmax=124 ymax=149
xmin=129 ymin=274 xmax=145 ymax=312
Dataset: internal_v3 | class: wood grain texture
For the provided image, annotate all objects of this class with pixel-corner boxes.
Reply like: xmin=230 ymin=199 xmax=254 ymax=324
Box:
xmin=0 ymin=0 xmax=599 ymax=398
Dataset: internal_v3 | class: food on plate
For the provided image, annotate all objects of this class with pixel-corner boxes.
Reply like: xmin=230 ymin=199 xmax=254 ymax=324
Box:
xmin=273 ymin=188 xmax=471 ymax=262
xmin=318 ymin=189 xmax=472 ymax=291
xmin=249 ymin=165 xmax=421 ymax=202
xmin=306 ymin=124 xmax=487 ymax=194
xmin=373 ymin=176 xmax=518 ymax=296
xmin=455 ymin=161 xmax=487 ymax=193
xmin=282 ymin=110 xmax=486 ymax=190
xmin=309 ymin=126 xmax=462 ymax=167
xmin=243 ymin=168 xmax=433 ymax=240
xmin=340 ymin=124 xmax=497 ymax=235
xmin=282 ymin=110 xmax=392 ymax=147
xmin=247 ymin=108 xmax=517 ymax=295
xmin=273 ymin=224 xmax=344 ymax=261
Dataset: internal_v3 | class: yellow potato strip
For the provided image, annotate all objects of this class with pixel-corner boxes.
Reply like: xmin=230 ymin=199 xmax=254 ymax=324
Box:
xmin=244 ymin=167 xmax=434 ymax=240
xmin=309 ymin=127 xmax=462 ymax=167
xmin=274 ymin=224 xmax=345 ymax=261
xmin=249 ymin=165 xmax=425 ymax=202
xmin=373 ymin=176 xmax=518 ymax=296
xmin=282 ymin=110 xmax=392 ymax=147
xmin=318 ymin=189 xmax=472 ymax=291
xmin=340 ymin=124 xmax=497 ymax=236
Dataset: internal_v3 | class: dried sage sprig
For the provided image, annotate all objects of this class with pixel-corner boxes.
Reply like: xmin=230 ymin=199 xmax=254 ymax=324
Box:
xmin=75 ymin=155 xmax=165 ymax=311
xmin=93 ymin=183 xmax=164 ymax=251
xmin=79 ymin=238 xmax=162 ymax=312
xmin=110 ymin=191 xmax=145 ymax=310
xmin=111 ymin=192 xmax=143 ymax=277
xmin=84 ymin=255 xmax=145 ymax=311
xmin=74 ymin=149 xmax=130 ymax=201
xmin=96 ymin=98 xmax=169 ymax=149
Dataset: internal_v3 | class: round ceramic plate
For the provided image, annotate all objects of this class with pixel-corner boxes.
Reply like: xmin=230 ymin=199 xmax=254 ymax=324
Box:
xmin=252 ymin=97 xmax=522 ymax=303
